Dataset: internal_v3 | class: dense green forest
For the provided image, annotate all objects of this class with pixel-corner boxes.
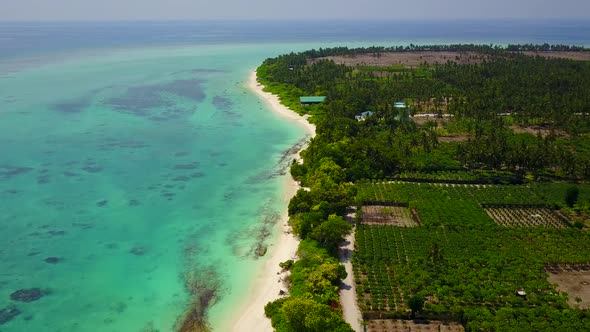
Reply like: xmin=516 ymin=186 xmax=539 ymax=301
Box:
xmin=259 ymin=45 xmax=590 ymax=332
xmin=258 ymin=45 xmax=590 ymax=181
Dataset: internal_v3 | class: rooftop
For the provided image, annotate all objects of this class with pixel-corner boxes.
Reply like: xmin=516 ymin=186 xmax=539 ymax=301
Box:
xmin=300 ymin=96 xmax=327 ymax=103
xmin=355 ymin=111 xmax=374 ymax=121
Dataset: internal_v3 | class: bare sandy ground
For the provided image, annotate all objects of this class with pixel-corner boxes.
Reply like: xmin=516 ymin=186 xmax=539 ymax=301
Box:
xmin=548 ymin=269 xmax=590 ymax=309
xmin=309 ymin=50 xmax=590 ymax=68
xmin=221 ymin=71 xmax=316 ymax=332
xmin=309 ymin=51 xmax=488 ymax=67
xmin=521 ymin=51 xmax=590 ymax=61
xmin=366 ymin=319 xmax=465 ymax=332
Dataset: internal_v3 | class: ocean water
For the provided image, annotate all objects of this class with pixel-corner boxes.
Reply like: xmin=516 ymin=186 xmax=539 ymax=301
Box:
xmin=0 ymin=20 xmax=589 ymax=331
xmin=0 ymin=45 xmax=312 ymax=331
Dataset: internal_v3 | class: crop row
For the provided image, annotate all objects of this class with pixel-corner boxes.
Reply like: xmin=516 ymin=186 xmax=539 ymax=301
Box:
xmin=392 ymin=170 xmax=519 ymax=183
xmin=358 ymin=182 xmax=545 ymax=205
xmin=359 ymin=181 xmax=590 ymax=208
xmin=356 ymin=264 xmax=404 ymax=312
xmin=356 ymin=182 xmax=560 ymax=227
xmin=354 ymin=223 xmax=590 ymax=316
xmin=484 ymin=207 xmax=568 ymax=228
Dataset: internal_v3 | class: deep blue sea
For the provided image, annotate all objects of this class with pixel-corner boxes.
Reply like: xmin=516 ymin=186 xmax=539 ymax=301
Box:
xmin=0 ymin=20 xmax=589 ymax=331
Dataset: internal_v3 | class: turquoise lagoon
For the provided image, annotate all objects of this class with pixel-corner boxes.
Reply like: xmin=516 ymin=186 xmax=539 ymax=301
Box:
xmin=0 ymin=44 xmax=315 ymax=331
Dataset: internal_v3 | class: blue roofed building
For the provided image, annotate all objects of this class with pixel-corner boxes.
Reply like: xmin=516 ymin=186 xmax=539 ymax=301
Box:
xmin=355 ymin=111 xmax=374 ymax=121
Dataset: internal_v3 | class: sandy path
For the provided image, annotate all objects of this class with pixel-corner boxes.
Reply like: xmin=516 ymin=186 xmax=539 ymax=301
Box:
xmin=222 ymin=71 xmax=316 ymax=332
xmin=339 ymin=231 xmax=363 ymax=332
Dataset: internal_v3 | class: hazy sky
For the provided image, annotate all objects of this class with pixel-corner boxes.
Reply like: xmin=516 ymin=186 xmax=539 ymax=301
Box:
xmin=2 ymin=0 xmax=590 ymax=21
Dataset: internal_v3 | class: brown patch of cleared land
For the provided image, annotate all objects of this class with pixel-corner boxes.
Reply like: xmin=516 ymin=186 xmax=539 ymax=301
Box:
xmin=438 ymin=135 xmax=471 ymax=143
xmin=521 ymin=51 xmax=590 ymax=61
xmin=309 ymin=51 xmax=590 ymax=68
xmin=309 ymin=51 xmax=488 ymax=67
xmin=484 ymin=207 xmax=570 ymax=228
xmin=412 ymin=117 xmax=471 ymax=143
xmin=366 ymin=319 xmax=464 ymax=332
xmin=361 ymin=205 xmax=419 ymax=227
xmin=510 ymin=124 xmax=570 ymax=138
xmin=412 ymin=114 xmax=451 ymax=124
xmin=547 ymin=264 xmax=590 ymax=309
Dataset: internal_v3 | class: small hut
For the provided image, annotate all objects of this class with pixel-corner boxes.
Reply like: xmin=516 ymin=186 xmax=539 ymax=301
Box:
xmin=300 ymin=96 xmax=326 ymax=106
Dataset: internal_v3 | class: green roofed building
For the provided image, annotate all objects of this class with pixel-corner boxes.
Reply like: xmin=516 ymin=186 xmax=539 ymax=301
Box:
xmin=300 ymin=96 xmax=327 ymax=105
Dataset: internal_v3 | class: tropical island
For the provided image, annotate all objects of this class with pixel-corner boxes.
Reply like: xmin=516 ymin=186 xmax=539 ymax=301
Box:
xmin=255 ymin=44 xmax=590 ymax=331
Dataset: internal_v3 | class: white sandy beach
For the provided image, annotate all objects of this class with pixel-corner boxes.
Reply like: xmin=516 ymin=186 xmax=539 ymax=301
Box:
xmin=248 ymin=72 xmax=317 ymax=139
xmin=223 ymin=71 xmax=316 ymax=332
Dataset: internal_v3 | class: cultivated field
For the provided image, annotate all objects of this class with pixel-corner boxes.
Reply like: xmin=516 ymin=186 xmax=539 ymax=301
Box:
xmin=353 ymin=182 xmax=590 ymax=330
xmin=355 ymin=225 xmax=409 ymax=312
xmin=484 ymin=207 xmax=569 ymax=228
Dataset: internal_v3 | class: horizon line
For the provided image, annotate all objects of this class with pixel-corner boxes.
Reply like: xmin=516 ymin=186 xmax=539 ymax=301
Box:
xmin=2 ymin=18 xmax=590 ymax=24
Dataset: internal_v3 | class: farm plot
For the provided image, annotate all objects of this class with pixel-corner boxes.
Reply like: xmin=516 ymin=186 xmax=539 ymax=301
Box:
xmin=362 ymin=205 xmax=419 ymax=227
xmin=367 ymin=319 xmax=464 ymax=332
xmin=484 ymin=207 xmax=569 ymax=228
xmin=353 ymin=182 xmax=590 ymax=330
xmin=547 ymin=263 xmax=590 ymax=309
xmin=355 ymin=225 xmax=412 ymax=313
xmin=354 ymin=219 xmax=590 ymax=329
xmin=356 ymin=182 xmax=561 ymax=227
xmin=357 ymin=182 xmax=546 ymax=206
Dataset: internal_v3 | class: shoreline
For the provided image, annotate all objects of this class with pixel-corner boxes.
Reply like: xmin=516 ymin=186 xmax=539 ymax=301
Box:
xmin=221 ymin=71 xmax=316 ymax=332
xmin=248 ymin=71 xmax=317 ymax=139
